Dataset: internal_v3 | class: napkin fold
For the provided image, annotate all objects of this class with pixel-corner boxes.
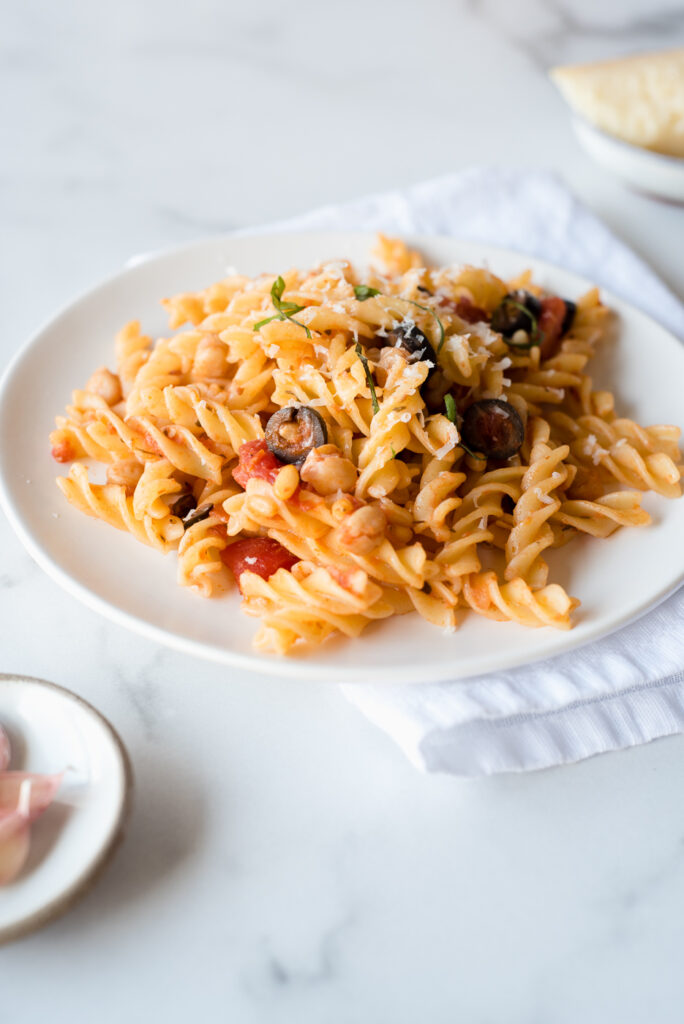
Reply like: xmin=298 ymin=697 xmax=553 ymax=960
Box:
xmin=260 ymin=169 xmax=684 ymax=775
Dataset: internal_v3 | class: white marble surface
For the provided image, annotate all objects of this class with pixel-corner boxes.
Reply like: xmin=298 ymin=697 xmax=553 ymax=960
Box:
xmin=2 ymin=0 xmax=684 ymax=1019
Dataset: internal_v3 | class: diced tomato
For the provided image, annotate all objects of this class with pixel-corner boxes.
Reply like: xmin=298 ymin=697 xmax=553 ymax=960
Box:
xmin=538 ymin=297 xmax=568 ymax=359
xmin=233 ymin=440 xmax=282 ymax=489
xmin=51 ymin=439 xmax=75 ymax=463
xmin=437 ymin=295 xmax=489 ymax=324
xmin=221 ymin=536 xmax=298 ymax=590
xmin=453 ymin=296 xmax=490 ymax=324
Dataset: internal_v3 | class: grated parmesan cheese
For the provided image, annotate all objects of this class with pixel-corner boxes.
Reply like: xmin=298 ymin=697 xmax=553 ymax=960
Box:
xmin=534 ymin=487 xmax=555 ymax=505
xmin=434 ymin=424 xmax=459 ymax=460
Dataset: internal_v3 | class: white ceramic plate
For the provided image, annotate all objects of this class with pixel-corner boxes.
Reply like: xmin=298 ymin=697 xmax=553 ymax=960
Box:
xmin=0 ymin=232 xmax=683 ymax=683
xmin=0 ymin=675 xmax=131 ymax=943
xmin=572 ymin=118 xmax=684 ymax=203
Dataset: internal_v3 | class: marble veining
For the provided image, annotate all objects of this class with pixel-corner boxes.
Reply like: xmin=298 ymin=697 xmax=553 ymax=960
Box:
xmin=2 ymin=1 xmax=684 ymax=1021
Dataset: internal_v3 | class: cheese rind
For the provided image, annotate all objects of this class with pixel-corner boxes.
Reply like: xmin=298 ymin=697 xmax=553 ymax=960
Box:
xmin=551 ymin=49 xmax=684 ymax=158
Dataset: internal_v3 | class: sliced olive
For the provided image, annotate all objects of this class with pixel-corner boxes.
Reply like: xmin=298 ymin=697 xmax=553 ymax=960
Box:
xmin=170 ymin=493 xmax=213 ymax=529
xmin=385 ymin=322 xmax=437 ymax=370
xmin=460 ymin=399 xmax=524 ymax=460
xmin=265 ymin=405 xmax=328 ymax=465
xmin=170 ymin=492 xmax=197 ymax=521
xmin=491 ymin=290 xmax=541 ymax=339
xmin=183 ymin=503 xmax=213 ymax=528
xmin=501 ymin=493 xmax=516 ymax=515
xmin=561 ymin=299 xmax=577 ymax=335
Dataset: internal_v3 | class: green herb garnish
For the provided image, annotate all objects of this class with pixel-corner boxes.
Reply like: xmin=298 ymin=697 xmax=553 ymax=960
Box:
xmin=354 ymin=285 xmax=445 ymax=352
xmin=353 ymin=285 xmax=381 ymax=301
xmin=253 ymin=276 xmax=312 ymax=338
xmin=444 ymin=393 xmax=457 ymax=423
xmin=503 ymin=301 xmax=540 ymax=349
xmin=390 ymin=444 xmax=397 ymax=458
xmin=355 ymin=341 xmax=380 ymax=415
xmin=459 ymin=439 xmax=482 ymax=459
xmin=407 ymin=299 xmax=445 ymax=352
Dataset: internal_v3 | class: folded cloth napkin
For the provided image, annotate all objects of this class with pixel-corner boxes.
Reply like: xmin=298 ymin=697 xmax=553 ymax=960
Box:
xmin=258 ymin=168 xmax=684 ymax=775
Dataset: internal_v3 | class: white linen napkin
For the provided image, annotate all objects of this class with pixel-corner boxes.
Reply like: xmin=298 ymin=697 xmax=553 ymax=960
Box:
xmin=257 ymin=168 xmax=684 ymax=775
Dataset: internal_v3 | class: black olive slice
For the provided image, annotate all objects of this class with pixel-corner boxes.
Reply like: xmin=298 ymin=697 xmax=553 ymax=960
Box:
xmin=170 ymin=493 xmax=214 ymax=529
xmin=385 ymin=322 xmax=437 ymax=371
xmin=265 ymin=406 xmax=328 ymax=465
xmin=182 ymin=503 xmax=214 ymax=528
xmin=460 ymin=399 xmax=524 ymax=460
xmin=561 ymin=299 xmax=577 ymax=335
xmin=491 ymin=290 xmax=542 ymax=339
xmin=170 ymin=492 xmax=197 ymax=521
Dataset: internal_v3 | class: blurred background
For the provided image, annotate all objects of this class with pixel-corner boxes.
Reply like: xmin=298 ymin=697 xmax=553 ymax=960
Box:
xmin=3 ymin=0 xmax=684 ymax=336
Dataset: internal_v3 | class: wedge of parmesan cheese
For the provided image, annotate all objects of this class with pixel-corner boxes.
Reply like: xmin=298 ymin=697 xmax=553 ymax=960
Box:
xmin=551 ymin=49 xmax=684 ymax=158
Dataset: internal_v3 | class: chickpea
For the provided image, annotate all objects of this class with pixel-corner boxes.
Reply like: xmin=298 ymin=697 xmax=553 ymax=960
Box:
xmin=86 ymin=367 xmax=122 ymax=406
xmin=300 ymin=444 xmax=357 ymax=496
xmin=193 ymin=332 xmax=227 ymax=378
xmin=331 ymin=505 xmax=386 ymax=555
xmin=106 ymin=458 xmax=144 ymax=493
xmin=273 ymin=464 xmax=300 ymax=500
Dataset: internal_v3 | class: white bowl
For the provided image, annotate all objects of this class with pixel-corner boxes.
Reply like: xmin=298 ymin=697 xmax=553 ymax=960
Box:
xmin=573 ymin=117 xmax=684 ymax=202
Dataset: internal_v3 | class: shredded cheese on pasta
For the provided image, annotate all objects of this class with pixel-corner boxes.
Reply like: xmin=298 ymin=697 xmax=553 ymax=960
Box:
xmin=50 ymin=235 xmax=682 ymax=654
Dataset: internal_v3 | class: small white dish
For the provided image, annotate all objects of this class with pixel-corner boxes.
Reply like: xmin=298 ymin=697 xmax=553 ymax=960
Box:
xmin=0 ymin=232 xmax=683 ymax=683
xmin=573 ymin=117 xmax=684 ymax=203
xmin=0 ymin=675 xmax=131 ymax=944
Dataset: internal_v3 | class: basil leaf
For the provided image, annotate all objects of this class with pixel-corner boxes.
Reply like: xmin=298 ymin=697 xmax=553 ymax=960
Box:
xmin=459 ymin=439 xmax=481 ymax=459
xmin=355 ymin=342 xmax=380 ymax=416
xmin=354 ymin=285 xmax=381 ymax=301
xmin=444 ymin=393 xmax=457 ymax=423
xmin=255 ymin=275 xmax=312 ymax=338
xmin=406 ymin=299 xmax=446 ymax=352
xmin=272 ymin=276 xmax=286 ymax=303
xmin=254 ymin=314 xmax=280 ymax=331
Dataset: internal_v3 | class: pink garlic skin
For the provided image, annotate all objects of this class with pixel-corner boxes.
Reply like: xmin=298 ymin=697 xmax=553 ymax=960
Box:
xmin=0 ymin=773 xmax=63 ymax=820
xmin=0 ymin=810 xmax=31 ymax=885
xmin=0 ymin=727 xmax=64 ymax=886
xmin=0 ymin=724 xmax=10 ymax=772
xmin=0 ymin=780 xmax=33 ymax=885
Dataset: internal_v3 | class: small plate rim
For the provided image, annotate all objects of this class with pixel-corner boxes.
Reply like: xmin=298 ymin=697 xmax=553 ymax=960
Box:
xmin=0 ymin=674 xmax=133 ymax=945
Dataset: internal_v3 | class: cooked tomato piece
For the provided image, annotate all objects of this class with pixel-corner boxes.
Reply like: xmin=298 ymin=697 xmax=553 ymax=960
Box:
xmin=453 ymin=296 xmax=490 ymax=324
xmin=221 ymin=536 xmax=298 ymax=589
xmin=233 ymin=440 xmax=282 ymax=488
xmin=538 ymin=297 xmax=568 ymax=359
xmin=437 ymin=295 xmax=489 ymax=324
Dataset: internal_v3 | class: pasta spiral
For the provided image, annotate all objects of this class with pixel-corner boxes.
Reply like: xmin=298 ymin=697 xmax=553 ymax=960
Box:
xmin=49 ymin=237 xmax=682 ymax=655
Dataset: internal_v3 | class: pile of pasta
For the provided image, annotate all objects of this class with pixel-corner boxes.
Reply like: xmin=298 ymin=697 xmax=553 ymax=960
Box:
xmin=50 ymin=236 xmax=682 ymax=654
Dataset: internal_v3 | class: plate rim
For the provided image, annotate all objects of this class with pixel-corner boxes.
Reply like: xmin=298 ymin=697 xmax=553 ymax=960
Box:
xmin=0 ymin=674 xmax=133 ymax=945
xmin=0 ymin=230 xmax=683 ymax=683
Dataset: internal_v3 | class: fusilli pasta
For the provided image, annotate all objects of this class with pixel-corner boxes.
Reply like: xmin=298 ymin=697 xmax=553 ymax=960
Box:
xmin=50 ymin=237 xmax=682 ymax=654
